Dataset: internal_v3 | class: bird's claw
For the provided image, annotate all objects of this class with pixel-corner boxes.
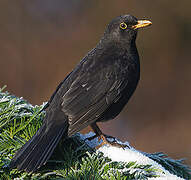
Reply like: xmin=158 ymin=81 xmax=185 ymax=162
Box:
xmin=85 ymin=133 xmax=129 ymax=149
xmin=96 ymin=134 xmax=130 ymax=149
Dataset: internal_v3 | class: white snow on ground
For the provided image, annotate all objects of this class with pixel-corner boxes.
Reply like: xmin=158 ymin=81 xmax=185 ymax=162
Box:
xmin=79 ymin=132 xmax=184 ymax=180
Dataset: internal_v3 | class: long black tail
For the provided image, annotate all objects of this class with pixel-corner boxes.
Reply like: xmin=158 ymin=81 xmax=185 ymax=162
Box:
xmin=9 ymin=117 xmax=68 ymax=173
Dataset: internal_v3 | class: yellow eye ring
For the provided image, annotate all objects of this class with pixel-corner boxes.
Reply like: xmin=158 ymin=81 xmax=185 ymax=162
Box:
xmin=120 ymin=22 xmax=128 ymax=30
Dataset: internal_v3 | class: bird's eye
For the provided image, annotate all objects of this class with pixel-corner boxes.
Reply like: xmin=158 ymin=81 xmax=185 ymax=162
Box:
xmin=120 ymin=22 xmax=128 ymax=30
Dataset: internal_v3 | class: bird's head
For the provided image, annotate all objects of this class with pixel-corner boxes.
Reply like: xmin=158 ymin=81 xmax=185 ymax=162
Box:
xmin=103 ymin=15 xmax=152 ymax=46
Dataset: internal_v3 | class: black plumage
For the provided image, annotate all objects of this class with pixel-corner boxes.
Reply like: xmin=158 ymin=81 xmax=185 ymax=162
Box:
xmin=9 ymin=14 xmax=152 ymax=172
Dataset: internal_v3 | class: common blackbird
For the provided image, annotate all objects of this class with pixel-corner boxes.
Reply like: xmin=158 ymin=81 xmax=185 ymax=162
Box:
xmin=9 ymin=15 xmax=152 ymax=172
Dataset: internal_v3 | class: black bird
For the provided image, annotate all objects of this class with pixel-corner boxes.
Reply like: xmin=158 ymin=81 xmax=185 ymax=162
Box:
xmin=9 ymin=15 xmax=152 ymax=172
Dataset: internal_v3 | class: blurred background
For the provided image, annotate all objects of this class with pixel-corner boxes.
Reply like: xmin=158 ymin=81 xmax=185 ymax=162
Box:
xmin=0 ymin=0 xmax=190 ymax=165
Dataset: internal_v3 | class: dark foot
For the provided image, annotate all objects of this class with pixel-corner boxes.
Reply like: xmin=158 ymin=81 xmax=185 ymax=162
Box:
xmin=96 ymin=134 xmax=130 ymax=149
xmin=85 ymin=133 xmax=115 ymax=142
xmin=89 ymin=123 xmax=129 ymax=149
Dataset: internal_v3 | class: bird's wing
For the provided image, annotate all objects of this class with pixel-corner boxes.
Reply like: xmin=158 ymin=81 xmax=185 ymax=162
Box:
xmin=61 ymin=63 xmax=127 ymax=136
xmin=41 ymin=72 xmax=73 ymax=111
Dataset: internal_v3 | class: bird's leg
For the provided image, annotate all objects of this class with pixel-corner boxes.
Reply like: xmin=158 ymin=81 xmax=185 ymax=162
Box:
xmin=88 ymin=123 xmax=129 ymax=149
xmin=90 ymin=123 xmax=114 ymax=142
xmin=85 ymin=123 xmax=102 ymax=141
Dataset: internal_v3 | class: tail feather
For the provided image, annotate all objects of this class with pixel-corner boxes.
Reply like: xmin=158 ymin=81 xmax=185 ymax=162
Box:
xmin=9 ymin=119 xmax=68 ymax=172
xmin=23 ymin=126 xmax=65 ymax=172
xmin=32 ymin=128 xmax=63 ymax=171
xmin=9 ymin=125 xmax=46 ymax=169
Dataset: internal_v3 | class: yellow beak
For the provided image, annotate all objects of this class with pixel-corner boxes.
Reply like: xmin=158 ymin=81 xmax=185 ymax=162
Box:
xmin=132 ymin=20 xmax=152 ymax=29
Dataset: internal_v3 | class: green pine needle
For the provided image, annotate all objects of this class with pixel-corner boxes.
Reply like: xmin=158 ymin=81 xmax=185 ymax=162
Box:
xmin=0 ymin=87 xmax=190 ymax=180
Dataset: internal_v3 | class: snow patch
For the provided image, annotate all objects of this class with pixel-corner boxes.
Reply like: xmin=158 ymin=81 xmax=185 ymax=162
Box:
xmin=79 ymin=132 xmax=185 ymax=180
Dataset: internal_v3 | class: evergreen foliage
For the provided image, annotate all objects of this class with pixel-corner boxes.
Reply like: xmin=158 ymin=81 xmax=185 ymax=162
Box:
xmin=0 ymin=86 xmax=190 ymax=179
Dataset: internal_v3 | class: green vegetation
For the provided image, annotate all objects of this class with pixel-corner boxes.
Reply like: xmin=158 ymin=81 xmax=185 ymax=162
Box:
xmin=0 ymin=86 xmax=190 ymax=179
